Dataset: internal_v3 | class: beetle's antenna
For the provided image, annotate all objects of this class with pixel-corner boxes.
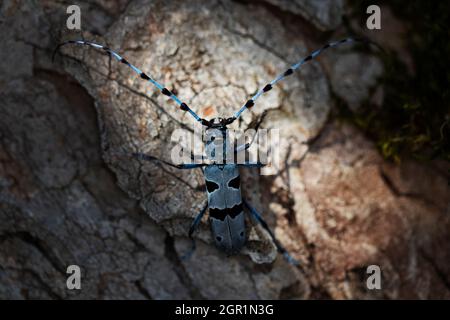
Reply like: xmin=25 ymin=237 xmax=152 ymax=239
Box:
xmin=229 ymin=37 xmax=383 ymax=122
xmin=53 ymin=40 xmax=212 ymax=126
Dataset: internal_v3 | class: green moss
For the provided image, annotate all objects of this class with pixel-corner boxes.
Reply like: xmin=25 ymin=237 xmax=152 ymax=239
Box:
xmin=344 ymin=1 xmax=450 ymax=162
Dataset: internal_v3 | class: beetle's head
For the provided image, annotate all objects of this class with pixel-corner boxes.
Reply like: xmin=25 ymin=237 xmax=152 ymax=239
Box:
xmin=204 ymin=117 xmax=228 ymax=129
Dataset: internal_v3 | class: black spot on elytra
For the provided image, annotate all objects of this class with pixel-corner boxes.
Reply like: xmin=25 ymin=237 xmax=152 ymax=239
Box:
xmin=228 ymin=175 xmax=240 ymax=189
xmin=206 ymin=180 xmax=219 ymax=193
xmin=304 ymin=55 xmax=312 ymax=62
xmin=120 ymin=58 xmax=129 ymax=65
xmin=210 ymin=203 xmax=243 ymax=220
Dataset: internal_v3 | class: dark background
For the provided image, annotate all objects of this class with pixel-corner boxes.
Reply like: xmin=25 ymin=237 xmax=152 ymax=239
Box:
xmin=0 ymin=0 xmax=449 ymax=299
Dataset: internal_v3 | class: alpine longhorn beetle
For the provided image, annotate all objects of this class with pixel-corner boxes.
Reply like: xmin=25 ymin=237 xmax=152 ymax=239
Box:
xmin=54 ymin=37 xmax=378 ymax=265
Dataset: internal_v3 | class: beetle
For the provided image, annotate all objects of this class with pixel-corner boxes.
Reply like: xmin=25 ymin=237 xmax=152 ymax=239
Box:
xmin=54 ymin=37 xmax=376 ymax=265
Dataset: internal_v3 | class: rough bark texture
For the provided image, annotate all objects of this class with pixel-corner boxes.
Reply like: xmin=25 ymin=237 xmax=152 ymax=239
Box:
xmin=0 ymin=0 xmax=449 ymax=299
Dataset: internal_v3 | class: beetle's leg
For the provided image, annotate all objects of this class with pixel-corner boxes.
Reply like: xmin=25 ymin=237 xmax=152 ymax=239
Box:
xmin=113 ymin=151 xmax=207 ymax=169
xmin=243 ymin=199 xmax=299 ymax=266
xmin=238 ymin=162 xmax=266 ymax=168
xmin=234 ymin=110 xmax=268 ymax=153
xmin=188 ymin=203 xmax=208 ymax=238
xmin=132 ymin=152 xmax=207 ymax=169
xmin=181 ymin=202 xmax=209 ymax=261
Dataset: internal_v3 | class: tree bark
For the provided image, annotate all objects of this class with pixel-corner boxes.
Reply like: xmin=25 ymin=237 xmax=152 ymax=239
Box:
xmin=0 ymin=0 xmax=449 ymax=299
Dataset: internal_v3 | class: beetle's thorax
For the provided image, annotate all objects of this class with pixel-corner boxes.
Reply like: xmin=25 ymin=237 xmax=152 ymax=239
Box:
xmin=204 ymin=118 xmax=233 ymax=163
